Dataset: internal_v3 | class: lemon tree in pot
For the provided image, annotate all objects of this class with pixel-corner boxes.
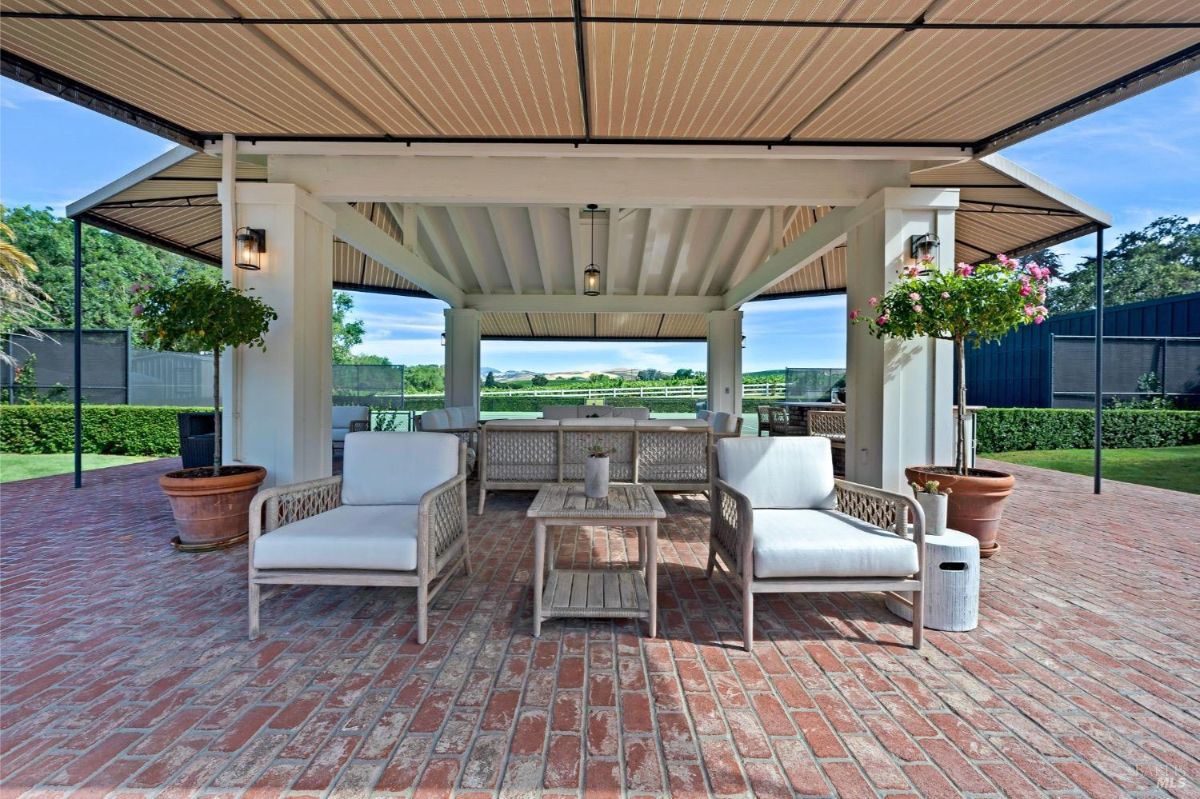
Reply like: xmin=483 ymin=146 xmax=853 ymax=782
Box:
xmin=135 ymin=274 xmax=277 ymax=551
xmin=851 ymin=254 xmax=1051 ymax=557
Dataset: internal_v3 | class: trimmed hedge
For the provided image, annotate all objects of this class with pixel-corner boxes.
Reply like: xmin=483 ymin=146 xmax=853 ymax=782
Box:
xmin=1 ymin=404 xmax=207 ymax=456
xmin=977 ymin=408 xmax=1200 ymax=453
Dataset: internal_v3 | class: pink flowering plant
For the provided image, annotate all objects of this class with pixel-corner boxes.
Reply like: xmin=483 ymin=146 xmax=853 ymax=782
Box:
xmin=850 ymin=254 xmax=1051 ymax=473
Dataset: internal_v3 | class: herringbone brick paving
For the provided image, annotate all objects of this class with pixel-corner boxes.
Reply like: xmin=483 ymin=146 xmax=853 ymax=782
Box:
xmin=1 ymin=456 xmax=1197 ymax=797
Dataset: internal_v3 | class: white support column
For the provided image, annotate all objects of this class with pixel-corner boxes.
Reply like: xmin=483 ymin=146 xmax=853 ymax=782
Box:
xmin=706 ymin=310 xmax=743 ymax=415
xmin=444 ymin=308 xmax=481 ymax=420
xmin=845 ymin=188 xmax=959 ymax=491
xmin=222 ymin=182 xmax=334 ymax=487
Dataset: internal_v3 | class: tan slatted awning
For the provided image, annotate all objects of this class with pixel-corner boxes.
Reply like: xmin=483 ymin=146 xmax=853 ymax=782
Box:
xmin=3 ymin=2 xmax=1196 ymax=151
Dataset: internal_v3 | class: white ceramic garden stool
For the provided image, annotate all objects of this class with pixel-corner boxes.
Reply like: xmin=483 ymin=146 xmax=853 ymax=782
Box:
xmin=887 ymin=529 xmax=980 ymax=632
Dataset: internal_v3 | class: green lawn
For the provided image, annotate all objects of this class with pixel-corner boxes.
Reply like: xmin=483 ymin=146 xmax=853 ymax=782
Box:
xmin=0 ymin=453 xmax=159 ymax=483
xmin=983 ymin=446 xmax=1200 ymax=495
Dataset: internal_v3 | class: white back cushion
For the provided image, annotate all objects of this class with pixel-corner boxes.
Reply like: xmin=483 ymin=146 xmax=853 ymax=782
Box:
xmin=697 ymin=410 xmax=713 ymax=422
xmin=717 ymin=436 xmax=835 ymax=509
xmin=578 ymin=406 xmax=613 ymax=418
xmin=488 ymin=419 xmax=561 ymax=428
xmin=542 ymin=406 xmax=576 ymax=420
xmin=420 ymin=409 xmax=450 ymax=431
xmin=446 ymin=406 xmax=465 ymax=428
xmin=711 ymin=411 xmax=732 ymax=433
xmin=561 ymin=417 xmax=634 ymax=427
xmin=456 ymin=406 xmax=478 ymax=427
xmin=342 ymin=432 xmax=460 ymax=505
xmin=636 ymin=419 xmax=708 ymax=430
xmin=611 ymin=407 xmax=650 ymax=420
xmin=332 ymin=405 xmax=369 ymax=429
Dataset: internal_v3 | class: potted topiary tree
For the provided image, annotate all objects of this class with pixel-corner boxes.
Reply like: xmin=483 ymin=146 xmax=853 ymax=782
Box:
xmin=135 ymin=274 xmax=278 ymax=551
xmin=851 ymin=254 xmax=1051 ymax=556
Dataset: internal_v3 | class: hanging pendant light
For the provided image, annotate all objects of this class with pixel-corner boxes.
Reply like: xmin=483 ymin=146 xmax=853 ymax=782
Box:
xmin=583 ymin=203 xmax=601 ymax=296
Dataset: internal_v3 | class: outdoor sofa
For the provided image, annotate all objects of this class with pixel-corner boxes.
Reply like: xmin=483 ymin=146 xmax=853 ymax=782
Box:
xmin=477 ymin=418 xmax=711 ymax=513
xmin=541 ymin=405 xmax=650 ymax=420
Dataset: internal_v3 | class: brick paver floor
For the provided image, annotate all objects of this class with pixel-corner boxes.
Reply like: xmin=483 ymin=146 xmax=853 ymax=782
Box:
xmin=1 ymin=457 xmax=1197 ymax=797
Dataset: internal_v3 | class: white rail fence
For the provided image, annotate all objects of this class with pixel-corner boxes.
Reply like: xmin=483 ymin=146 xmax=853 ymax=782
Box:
xmin=406 ymin=382 xmax=785 ymax=400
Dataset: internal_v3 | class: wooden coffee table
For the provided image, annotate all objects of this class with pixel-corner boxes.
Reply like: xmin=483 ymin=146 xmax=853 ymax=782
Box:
xmin=526 ymin=483 xmax=666 ymax=637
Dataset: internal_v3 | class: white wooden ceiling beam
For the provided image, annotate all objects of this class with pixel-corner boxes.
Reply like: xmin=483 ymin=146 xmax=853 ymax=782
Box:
xmin=696 ymin=209 xmax=737 ymax=296
xmin=527 ymin=207 xmax=556 ymax=295
xmin=446 ymin=206 xmax=492 ymax=294
xmin=416 ymin=206 xmax=467 ymax=286
xmin=605 ymin=207 xmax=620 ymax=296
xmin=486 ymin=207 xmax=524 ymax=295
xmin=269 ymin=155 xmax=911 ymax=207
xmin=330 ymin=203 xmax=464 ymax=307
xmin=464 ymin=293 xmax=723 ymax=314
xmin=385 ymin=202 xmax=418 ymax=253
xmin=635 ymin=208 xmax=664 ymax=297
xmin=667 ymin=209 xmax=701 ymax=296
xmin=722 ymin=207 xmax=853 ymax=309
xmin=726 ymin=209 xmax=772 ymax=290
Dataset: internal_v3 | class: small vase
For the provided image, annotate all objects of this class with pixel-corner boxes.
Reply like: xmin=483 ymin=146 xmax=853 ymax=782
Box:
xmin=915 ymin=492 xmax=948 ymax=536
xmin=585 ymin=456 xmax=610 ymax=499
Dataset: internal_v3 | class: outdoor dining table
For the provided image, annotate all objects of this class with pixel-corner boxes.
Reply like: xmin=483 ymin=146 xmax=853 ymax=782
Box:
xmin=526 ymin=483 xmax=666 ymax=637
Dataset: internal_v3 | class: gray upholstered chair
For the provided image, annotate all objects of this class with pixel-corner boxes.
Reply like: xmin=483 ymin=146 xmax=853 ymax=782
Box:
xmin=248 ymin=432 xmax=470 ymax=644
xmin=331 ymin=405 xmax=370 ymax=454
xmin=708 ymin=436 xmax=925 ymax=650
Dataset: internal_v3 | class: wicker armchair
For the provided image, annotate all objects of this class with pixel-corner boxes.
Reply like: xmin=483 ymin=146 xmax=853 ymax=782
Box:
xmin=248 ymin=432 xmax=470 ymax=644
xmin=707 ymin=437 xmax=925 ymax=650
xmin=755 ymin=405 xmax=773 ymax=436
xmin=767 ymin=405 xmax=806 ymax=436
xmin=807 ymin=409 xmax=847 ymax=476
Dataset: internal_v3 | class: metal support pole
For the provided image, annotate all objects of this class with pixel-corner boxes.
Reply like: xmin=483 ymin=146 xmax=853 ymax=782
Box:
xmin=73 ymin=217 xmax=83 ymax=489
xmin=1093 ymin=227 xmax=1105 ymax=495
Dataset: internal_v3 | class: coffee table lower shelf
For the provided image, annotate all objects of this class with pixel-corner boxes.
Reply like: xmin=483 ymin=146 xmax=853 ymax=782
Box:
xmin=540 ymin=569 xmax=650 ymax=622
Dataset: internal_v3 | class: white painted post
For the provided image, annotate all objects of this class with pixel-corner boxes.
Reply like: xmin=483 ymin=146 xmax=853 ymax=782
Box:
xmin=845 ymin=188 xmax=958 ymax=491
xmin=706 ymin=310 xmax=743 ymax=415
xmin=223 ymin=183 xmax=334 ymax=487
xmin=444 ymin=308 xmax=481 ymax=421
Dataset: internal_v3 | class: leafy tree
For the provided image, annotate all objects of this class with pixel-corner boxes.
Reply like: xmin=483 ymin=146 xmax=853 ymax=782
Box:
xmin=0 ymin=208 xmax=55 ymax=367
xmin=331 ymin=291 xmax=367 ymax=363
xmin=404 ymin=364 xmax=444 ymax=393
xmin=531 ymin=374 xmax=549 ymax=387
xmin=136 ymin=274 xmax=277 ymax=475
xmin=674 ymin=368 xmax=694 ymax=379
xmin=484 ymin=371 xmax=497 ymax=388
xmin=637 ymin=369 xmax=664 ymax=381
xmin=2 ymin=206 xmax=204 ymax=331
xmin=1047 ymin=216 xmax=1200 ymax=313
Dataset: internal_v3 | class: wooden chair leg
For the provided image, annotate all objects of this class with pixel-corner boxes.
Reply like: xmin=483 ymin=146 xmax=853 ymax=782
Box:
xmin=705 ymin=543 xmax=717 ymax=578
xmin=416 ymin=583 xmax=429 ymax=645
xmin=477 ymin=487 xmax=487 ymax=516
xmin=462 ymin=540 xmax=473 ymax=576
xmin=742 ymin=581 xmax=754 ymax=651
xmin=911 ymin=589 xmax=924 ymax=650
xmin=248 ymin=582 xmax=260 ymax=640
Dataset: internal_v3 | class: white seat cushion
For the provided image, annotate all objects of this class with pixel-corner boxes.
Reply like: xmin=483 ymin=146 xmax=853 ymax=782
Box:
xmin=342 ymin=432 xmax=460 ymax=505
xmin=752 ymin=509 xmax=918 ymax=579
xmin=253 ymin=505 xmax=419 ymax=572
xmin=331 ymin=428 xmax=350 ymax=443
xmin=717 ymin=436 xmax=835 ymax=509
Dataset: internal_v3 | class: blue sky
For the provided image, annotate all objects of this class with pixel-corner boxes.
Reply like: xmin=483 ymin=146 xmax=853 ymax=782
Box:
xmin=3 ymin=74 xmax=1197 ymax=373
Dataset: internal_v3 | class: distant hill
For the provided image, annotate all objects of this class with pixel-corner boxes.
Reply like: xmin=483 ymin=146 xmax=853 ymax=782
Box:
xmin=744 ymin=369 xmax=785 ymax=379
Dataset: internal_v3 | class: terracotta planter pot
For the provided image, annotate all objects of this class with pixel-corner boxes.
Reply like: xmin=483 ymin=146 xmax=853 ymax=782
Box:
xmin=159 ymin=466 xmax=267 ymax=550
xmin=905 ymin=465 xmax=1014 ymax=558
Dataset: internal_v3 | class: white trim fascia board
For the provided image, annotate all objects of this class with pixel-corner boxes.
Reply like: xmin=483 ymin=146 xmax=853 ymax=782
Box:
xmin=218 ymin=140 xmax=969 ymax=162
xmin=67 ymin=145 xmax=197 ymax=217
xmin=979 ymin=154 xmax=1111 ymax=226
xmin=463 ymin=293 xmax=723 ymax=314
xmin=234 ymin=183 xmax=336 ymax=226
xmin=268 ymin=155 xmax=911 ymax=207
xmin=330 ymin=202 xmax=464 ymax=307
